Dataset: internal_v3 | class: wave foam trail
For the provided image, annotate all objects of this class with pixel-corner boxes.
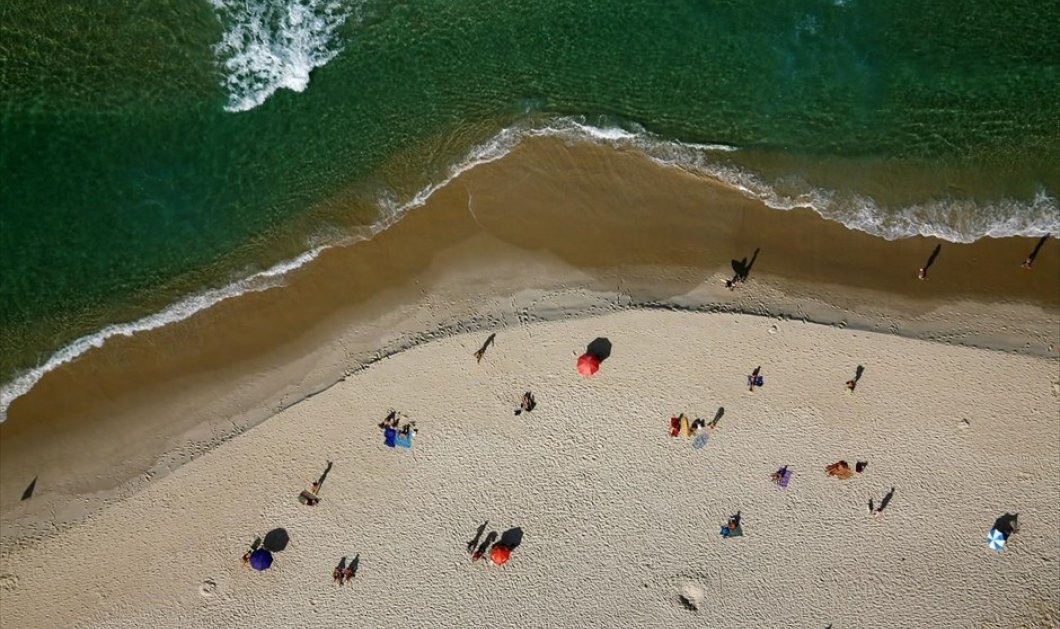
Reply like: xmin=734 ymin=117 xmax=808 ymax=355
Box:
xmin=211 ymin=0 xmax=354 ymax=113
xmin=0 ymin=248 xmax=326 ymax=421
xmin=3 ymin=115 xmax=1057 ymax=418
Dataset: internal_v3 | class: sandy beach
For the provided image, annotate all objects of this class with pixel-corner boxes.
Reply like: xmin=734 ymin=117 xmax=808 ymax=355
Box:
xmin=1 ymin=138 xmax=1058 ymax=628
xmin=1 ymin=310 xmax=1058 ymax=628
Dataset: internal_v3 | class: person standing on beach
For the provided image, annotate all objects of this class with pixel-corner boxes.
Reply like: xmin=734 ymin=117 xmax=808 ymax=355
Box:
xmin=473 ymin=333 xmax=496 ymax=363
xmin=747 ymin=367 xmax=763 ymax=393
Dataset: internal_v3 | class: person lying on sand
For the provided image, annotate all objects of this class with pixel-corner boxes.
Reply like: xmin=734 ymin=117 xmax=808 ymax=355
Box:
xmin=825 ymin=460 xmax=853 ymax=479
xmin=399 ymin=421 xmax=417 ymax=437
xmin=770 ymin=466 xmax=789 ymax=484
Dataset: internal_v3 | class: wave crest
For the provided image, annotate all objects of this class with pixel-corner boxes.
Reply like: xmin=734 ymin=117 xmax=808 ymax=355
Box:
xmin=210 ymin=0 xmax=354 ymax=113
xmin=2 ymin=115 xmax=1055 ymax=419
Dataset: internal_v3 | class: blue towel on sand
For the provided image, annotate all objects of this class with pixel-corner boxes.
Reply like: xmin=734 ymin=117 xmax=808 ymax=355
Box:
xmin=384 ymin=427 xmax=397 ymax=448
xmin=394 ymin=431 xmax=413 ymax=448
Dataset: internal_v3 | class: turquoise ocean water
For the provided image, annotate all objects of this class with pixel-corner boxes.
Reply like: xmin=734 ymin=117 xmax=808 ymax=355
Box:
xmin=1 ymin=0 xmax=1058 ymax=415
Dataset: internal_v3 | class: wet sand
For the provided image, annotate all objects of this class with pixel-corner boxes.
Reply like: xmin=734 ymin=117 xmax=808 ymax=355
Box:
xmin=1 ymin=137 xmax=1057 ymax=546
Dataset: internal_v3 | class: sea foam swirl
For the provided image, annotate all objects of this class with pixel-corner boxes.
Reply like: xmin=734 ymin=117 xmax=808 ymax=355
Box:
xmin=210 ymin=0 xmax=354 ymax=113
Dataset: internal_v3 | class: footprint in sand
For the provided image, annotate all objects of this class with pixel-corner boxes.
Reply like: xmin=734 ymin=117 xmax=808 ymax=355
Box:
xmin=199 ymin=579 xmax=217 ymax=598
xmin=677 ymin=581 xmax=706 ymax=612
xmin=0 ymin=574 xmax=19 ymax=591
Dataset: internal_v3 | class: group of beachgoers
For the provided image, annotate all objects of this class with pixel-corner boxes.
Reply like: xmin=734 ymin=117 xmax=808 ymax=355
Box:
xmin=662 ymin=359 xmax=912 ymax=537
xmin=234 ymin=240 xmax=1040 ymax=584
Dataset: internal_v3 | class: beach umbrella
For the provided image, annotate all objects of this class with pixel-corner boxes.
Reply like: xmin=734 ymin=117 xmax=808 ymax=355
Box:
xmin=489 ymin=544 xmax=511 ymax=566
xmin=987 ymin=528 xmax=1006 ymax=551
xmin=577 ymin=353 xmax=600 ymax=376
xmin=249 ymin=548 xmax=273 ymax=571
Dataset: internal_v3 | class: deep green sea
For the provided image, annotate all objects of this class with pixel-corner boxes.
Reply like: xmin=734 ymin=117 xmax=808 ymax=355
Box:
xmin=1 ymin=0 xmax=1058 ymax=415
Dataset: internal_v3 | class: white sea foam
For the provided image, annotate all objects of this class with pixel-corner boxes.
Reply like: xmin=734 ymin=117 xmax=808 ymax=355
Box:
xmin=513 ymin=117 xmax=1058 ymax=243
xmin=0 ymin=130 xmax=522 ymax=421
xmin=211 ymin=0 xmax=354 ymax=113
xmin=2 ymin=115 xmax=1056 ymax=418
xmin=0 ymin=247 xmax=324 ymax=421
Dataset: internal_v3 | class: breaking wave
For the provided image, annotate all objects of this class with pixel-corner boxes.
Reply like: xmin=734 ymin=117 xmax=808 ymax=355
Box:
xmin=210 ymin=0 xmax=354 ymax=113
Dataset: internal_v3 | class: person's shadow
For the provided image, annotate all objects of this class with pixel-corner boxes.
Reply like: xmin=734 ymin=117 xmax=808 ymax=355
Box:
xmin=467 ymin=521 xmax=489 ymax=553
xmin=922 ymin=244 xmax=942 ymax=274
xmin=316 ymin=461 xmax=333 ymax=489
xmin=21 ymin=476 xmax=37 ymax=501
xmin=870 ymin=487 xmax=895 ymax=513
xmin=730 ymin=248 xmax=760 ymax=282
xmin=347 ymin=554 xmax=360 ymax=577
xmin=1025 ymin=235 xmax=1049 ymax=265
xmin=587 ymin=337 xmax=612 ymax=362
xmin=476 ymin=531 xmax=498 ymax=556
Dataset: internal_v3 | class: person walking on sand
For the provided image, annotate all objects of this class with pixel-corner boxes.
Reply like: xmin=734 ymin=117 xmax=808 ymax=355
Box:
xmin=333 ymin=565 xmax=344 ymax=584
xmin=473 ymin=333 xmax=496 ymax=363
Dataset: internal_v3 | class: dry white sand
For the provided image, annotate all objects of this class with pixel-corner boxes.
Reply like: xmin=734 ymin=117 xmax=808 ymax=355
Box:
xmin=1 ymin=310 xmax=1058 ymax=628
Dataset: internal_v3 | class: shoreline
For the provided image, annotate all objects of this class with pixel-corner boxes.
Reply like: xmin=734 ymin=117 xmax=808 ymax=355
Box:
xmin=3 ymin=116 xmax=1058 ymax=409
xmin=1 ymin=136 xmax=1057 ymax=550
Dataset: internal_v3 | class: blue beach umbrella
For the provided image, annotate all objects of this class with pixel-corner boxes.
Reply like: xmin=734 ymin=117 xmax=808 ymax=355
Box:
xmin=986 ymin=528 xmax=1006 ymax=552
xmin=249 ymin=548 xmax=273 ymax=571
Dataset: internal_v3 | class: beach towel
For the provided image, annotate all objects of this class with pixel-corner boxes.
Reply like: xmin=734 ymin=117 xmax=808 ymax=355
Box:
xmin=394 ymin=431 xmax=413 ymax=448
xmin=693 ymin=433 xmax=709 ymax=449
xmin=777 ymin=468 xmax=793 ymax=489
xmin=679 ymin=414 xmax=691 ymax=438
xmin=383 ymin=426 xmax=398 ymax=448
xmin=669 ymin=416 xmax=680 ymax=437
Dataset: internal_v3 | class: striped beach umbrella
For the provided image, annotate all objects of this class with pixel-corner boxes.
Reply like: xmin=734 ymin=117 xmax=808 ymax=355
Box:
xmin=987 ymin=528 xmax=1006 ymax=551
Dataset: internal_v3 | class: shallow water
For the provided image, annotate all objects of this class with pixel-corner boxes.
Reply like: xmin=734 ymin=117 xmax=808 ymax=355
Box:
xmin=1 ymin=0 xmax=1058 ymax=401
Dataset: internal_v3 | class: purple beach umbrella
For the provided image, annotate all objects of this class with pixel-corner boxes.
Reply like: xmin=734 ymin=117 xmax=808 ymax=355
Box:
xmin=249 ymin=548 xmax=273 ymax=571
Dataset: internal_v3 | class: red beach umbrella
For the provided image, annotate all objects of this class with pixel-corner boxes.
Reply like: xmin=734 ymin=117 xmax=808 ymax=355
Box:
xmin=489 ymin=544 xmax=511 ymax=566
xmin=577 ymin=352 xmax=600 ymax=376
